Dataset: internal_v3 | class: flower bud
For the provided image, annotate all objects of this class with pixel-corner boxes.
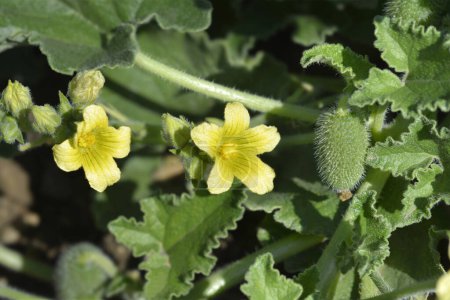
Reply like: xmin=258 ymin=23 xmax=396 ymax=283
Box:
xmin=1 ymin=80 xmax=33 ymax=118
xmin=161 ymin=113 xmax=191 ymax=149
xmin=0 ymin=115 xmax=24 ymax=144
xmin=31 ymin=104 xmax=62 ymax=135
xmin=68 ymin=70 xmax=105 ymax=108
xmin=314 ymin=108 xmax=369 ymax=193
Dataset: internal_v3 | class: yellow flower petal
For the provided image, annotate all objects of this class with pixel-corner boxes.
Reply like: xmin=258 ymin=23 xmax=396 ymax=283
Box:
xmin=95 ymin=126 xmax=131 ymax=158
xmin=52 ymin=140 xmax=82 ymax=172
xmin=207 ymin=158 xmax=234 ymax=194
xmin=81 ymin=150 xmax=121 ymax=192
xmin=82 ymin=105 xmax=108 ymax=131
xmin=223 ymin=102 xmax=250 ymax=135
xmin=230 ymin=154 xmax=275 ymax=195
xmin=191 ymin=122 xmax=222 ymax=158
xmin=239 ymin=125 xmax=280 ymax=155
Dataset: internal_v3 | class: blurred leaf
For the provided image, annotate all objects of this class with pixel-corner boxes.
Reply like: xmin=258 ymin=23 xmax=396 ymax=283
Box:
xmin=292 ymin=15 xmax=336 ymax=47
xmin=350 ymin=17 xmax=450 ymax=116
xmin=108 ymin=190 xmax=245 ymax=300
xmin=0 ymin=0 xmax=212 ymax=74
xmin=245 ymin=179 xmax=344 ymax=237
xmin=241 ymin=253 xmax=303 ymax=300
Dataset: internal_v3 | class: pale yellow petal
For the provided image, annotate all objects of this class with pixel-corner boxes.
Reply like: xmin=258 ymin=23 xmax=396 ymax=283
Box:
xmin=95 ymin=126 xmax=131 ymax=158
xmin=82 ymin=105 xmax=108 ymax=131
xmin=191 ymin=122 xmax=223 ymax=158
xmin=223 ymin=102 xmax=250 ymax=135
xmin=52 ymin=139 xmax=82 ymax=172
xmin=238 ymin=125 xmax=280 ymax=155
xmin=207 ymin=158 xmax=234 ymax=194
xmin=81 ymin=150 xmax=120 ymax=192
xmin=230 ymin=154 xmax=275 ymax=195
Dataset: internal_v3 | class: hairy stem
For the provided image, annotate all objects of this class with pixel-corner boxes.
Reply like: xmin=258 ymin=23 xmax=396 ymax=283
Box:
xmin=0 ymin=285 xmax=51 ymax=300
xmin=182 ymin=234 xmax=324 ymax=299
xmin=364 ymin=277 xmax=437 ymax=300
xmin=369 ymin=105 xmax=387 ymax=142
xmin=0 ymin=245 xmax=53 ymax=282
xmin=134 ymin=52 xmax=320 ymax=122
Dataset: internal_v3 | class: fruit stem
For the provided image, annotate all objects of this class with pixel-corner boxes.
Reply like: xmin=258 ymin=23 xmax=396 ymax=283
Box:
xmin=134 ymin=52 xmax=321 ymax=122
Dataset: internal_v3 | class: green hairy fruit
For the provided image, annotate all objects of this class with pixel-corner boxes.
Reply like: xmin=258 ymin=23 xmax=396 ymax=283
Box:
xmin=314 ymin=108 xmax=369 ymax=192
xmin=385 ymin=0 xmax=447 ymax=26
xmin=55 ymin=243 xmax=117 ymax=300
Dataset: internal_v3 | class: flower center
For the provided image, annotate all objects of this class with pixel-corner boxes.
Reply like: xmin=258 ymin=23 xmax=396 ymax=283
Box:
xmin=218 ymin=142 xmax=238 ymax=160
xmin=78 ymin=132 xmax=96 ymax=148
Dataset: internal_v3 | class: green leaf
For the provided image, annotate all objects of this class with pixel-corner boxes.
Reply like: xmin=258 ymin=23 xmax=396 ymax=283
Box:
xmin=349 ymin=17 xmax=450 ymax=116
xmin=360 ymin=219 xmax=445 ymax=298
xmin=244 ymin=178 xmax=344 ymax=237
xmin=108 ymin=190 xmax=245 ymax=300
xmin=301 ymin=43 xmax=373 ymax=85
xmin=366 ymin=119 xmax=439 ymax=178
xmin=241 ymin=253 xmax=303 ymax=300
xmin=367 ymin=118 xmax=450 ymax=227
xmin=296 ymin=191 xmax=391 ymax=299
xmin=0 ymin=0 xmax=212 ymax=74
xmin=292 ymin=16 xmax=336 ymax=47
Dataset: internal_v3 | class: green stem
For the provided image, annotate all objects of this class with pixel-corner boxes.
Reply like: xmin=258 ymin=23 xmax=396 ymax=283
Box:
xmin=0 ymin=245 xmax=53 ymax=282
xmin=364 ymin=278 xmax=437 ymax=300
xmin=0 ymin=285 xmax=51 ymax=300
xmin=134 ymin=52 xmax=321 ymax=122
xmin=18 ymin=136 xmax=50 ymax=152
xmin=369 ymin=105 xmax=387 ymax=142
xmin=279 ymin=132 xmax=314 ymax=148
xmin=183 ymin=234 xmax=324 ymax=299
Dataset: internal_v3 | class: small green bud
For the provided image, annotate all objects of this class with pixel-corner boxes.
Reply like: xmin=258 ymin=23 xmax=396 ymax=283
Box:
xmin=161 ymin=113 xmax=191 ymax=149
xmin=385 ymin=0 xmax=446 ymax=26
xmin=68 ymin=70 xmax=105 ymax=108
xmin=0 ymin=115 xmax=24 ymax=144
xmin=58 ymin=91 xmax=72 ymax=115
xmin=314 ymin=108 xmax=369 ymax=192
xmin=1 ymin=80 xmax=33 ymax=118
xmin=55 ymin=243 xmax=117 ymax=300
xmin=31 ymin=104 xmax=62 ymax=135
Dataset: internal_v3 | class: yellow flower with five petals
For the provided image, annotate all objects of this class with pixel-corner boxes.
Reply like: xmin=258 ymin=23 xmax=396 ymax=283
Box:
xmin=52 ymin=105 xmax=131 ymax=192
xmin=191 ymin=102 xmax=280 ymax=195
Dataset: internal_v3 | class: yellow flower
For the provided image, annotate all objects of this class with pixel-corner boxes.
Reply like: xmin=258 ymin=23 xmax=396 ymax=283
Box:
xmin=52 ymin=105 xmax=131 ymax=192
xmin=191 ymin=102 xmax=280 ymax=195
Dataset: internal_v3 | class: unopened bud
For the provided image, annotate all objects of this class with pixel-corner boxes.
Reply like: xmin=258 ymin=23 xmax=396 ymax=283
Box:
xmin=68 ymin=70 xmax=105 ymax=108
xmin=161 ymin=113 xmax=191 ymax=149
xmin=31 ymin=105 xmax=62 ymax=135
xmin=0 ymin=116 xmax=24 ymax=144
xmin=1 ymin=80 xmax=33 ymax=118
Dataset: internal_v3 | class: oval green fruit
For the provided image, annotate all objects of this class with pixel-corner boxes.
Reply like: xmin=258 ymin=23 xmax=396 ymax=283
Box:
xmin=314 ymin=108 xmax=369 ymax=192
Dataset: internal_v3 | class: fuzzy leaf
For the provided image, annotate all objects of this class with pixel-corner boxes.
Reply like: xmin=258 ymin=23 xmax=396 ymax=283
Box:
xmin=245 ymin=179 xmax=344 ymax=237
xmin=360 ymin=218 xmax=446 ymax=298
xmin=349 ymin=17 xmax=450 ymax=116
xmin=108 ymin=190 xmax=245 ymax=300
xmin=241 ymin=253 xmax=303 ymax=300
xmin=0 ymin=0 xmax=212 ymax=74
xmin=366 ymin=119 xmax=439 ymax=178
xmin=300 ymin=43 xmax=373 ymax=85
